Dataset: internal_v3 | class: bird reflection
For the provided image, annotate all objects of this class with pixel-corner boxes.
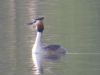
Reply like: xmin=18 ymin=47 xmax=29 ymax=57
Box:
xmin=32 ymin=53 xmax=44 ymax=75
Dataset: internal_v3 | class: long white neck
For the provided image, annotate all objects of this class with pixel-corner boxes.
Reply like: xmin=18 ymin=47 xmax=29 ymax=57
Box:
xmin=32 ymin=32 xmax=44 ymax=74
xmin=34 ymin=32 xmax=42 ymax=47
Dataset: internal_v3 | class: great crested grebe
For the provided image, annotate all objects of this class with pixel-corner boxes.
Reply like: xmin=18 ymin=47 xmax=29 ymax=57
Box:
xmin=27 ymin=16 xmax=67 ymax=74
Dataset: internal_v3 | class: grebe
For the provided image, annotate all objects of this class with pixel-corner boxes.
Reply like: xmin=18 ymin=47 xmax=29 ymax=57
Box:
xmin=27 ymin=16 xmax=67 ymax=74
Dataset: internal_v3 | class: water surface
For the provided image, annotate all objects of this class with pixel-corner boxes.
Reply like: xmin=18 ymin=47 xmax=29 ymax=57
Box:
xmin=0 ymin=0 xmax=100 ymax=75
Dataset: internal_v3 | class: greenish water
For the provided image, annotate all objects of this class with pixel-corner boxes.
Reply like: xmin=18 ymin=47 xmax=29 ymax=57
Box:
xmin=0 ymin=0 xmax=100 ymax=75
xmin=39 ymin=0 xmax=100 ymax=75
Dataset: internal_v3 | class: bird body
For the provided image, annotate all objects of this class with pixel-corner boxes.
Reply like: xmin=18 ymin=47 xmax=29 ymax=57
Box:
xmin=28 ymin=16 xmax=67 ymax=74
xmin=31 ymin=18 xmax=44 ymax=74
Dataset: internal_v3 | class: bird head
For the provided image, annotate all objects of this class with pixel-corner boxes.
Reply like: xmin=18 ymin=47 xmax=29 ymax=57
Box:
xmin=27 ymin=16 xmax=44 ymax=32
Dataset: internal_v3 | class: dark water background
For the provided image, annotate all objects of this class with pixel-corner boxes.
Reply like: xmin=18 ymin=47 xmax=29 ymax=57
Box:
xmin=0 ymin=0 xmax=100 ymax=75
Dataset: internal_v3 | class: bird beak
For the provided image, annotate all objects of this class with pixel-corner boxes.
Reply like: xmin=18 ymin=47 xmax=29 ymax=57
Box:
xmin=27 ymin=19 xmax=36 ymax=25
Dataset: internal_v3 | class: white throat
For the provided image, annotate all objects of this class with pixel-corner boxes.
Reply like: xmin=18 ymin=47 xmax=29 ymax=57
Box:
xmin=32 ymin=32 xmax=43 ymax=54
xmin=34 ymin=32 xmax=42 ymax=46
xmin=32 ymin=32 xmax=44 ymax=73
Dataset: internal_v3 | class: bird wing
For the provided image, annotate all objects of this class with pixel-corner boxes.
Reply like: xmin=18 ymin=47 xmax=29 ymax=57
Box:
xmin=43 ymin=44 xmax=67 ymax=60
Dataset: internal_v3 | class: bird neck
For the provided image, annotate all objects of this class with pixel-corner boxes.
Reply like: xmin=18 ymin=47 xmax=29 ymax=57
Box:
xmin=34 ymin=32 xmax=43 ymax=46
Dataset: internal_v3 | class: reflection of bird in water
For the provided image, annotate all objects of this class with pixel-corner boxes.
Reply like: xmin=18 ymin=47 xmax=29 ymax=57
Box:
xmin=27 ymin=16 xmax=67 ymax=74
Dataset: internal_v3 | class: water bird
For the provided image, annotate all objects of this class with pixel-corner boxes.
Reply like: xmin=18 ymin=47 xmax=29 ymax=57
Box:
xmin=27 ymin=16 xmax=67 ymax=74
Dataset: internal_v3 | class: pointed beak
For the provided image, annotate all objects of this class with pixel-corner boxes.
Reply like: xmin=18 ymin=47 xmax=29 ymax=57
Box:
xmin=27 ymin=19 xmax=36 ymax=25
